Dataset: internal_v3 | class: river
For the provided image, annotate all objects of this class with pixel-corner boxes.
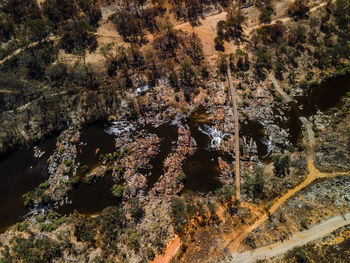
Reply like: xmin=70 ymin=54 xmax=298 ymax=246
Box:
xmin=1 ymin=74 xmax=350 ymax=231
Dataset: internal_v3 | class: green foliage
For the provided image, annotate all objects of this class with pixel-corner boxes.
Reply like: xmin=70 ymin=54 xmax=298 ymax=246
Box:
xmin=335 ymin=0 xmax=350 ymax=29
xmin=255 ymin=46 xmax=272 ymax=77
xmin=259 ymin=8 xmax=273 ymax=24
xmin=288 ymin=0 xmax=310 ymax=20
xmin=170 ymin=198 xmax=187 ymax=234
xmin=272 ymin=155 xmax=290 ymax=177
xmin=14 ymin=221 xmax=28 ymax=232
xmin=22 ymin=184 xmax=51 ymax=207
xmin=126 ymin=229 xmax=140 ymax=252
xmin=38 ymin=182 xmax=49 ymax=189
xmin=97 ymin=206 xmax=125 ymax=254
xmin=215 ymin=185 xmax=235 ymax=203
xmin=4 ymin=235 xmax=61 ymax=262
xmin=67 ymin=175 xmax=80 ymax=187
xmin=63 ymin=159 xmax=73 ymax=168
xmin=218 ymin=4 xmax=246 ymax=42
xmin=70 ymin=211 xmax=97 ymax=245
xmin=305 ymin=72 xmax=314 ymax=81
xmin=128 ymin=198 xmax=144 ymax=222
xmin=79 ymin=164 xmax=89 ymax=174
xmin=287 ymin=246 xmax=309 ymax=263
xmin=85 ymin=174 xmax=97 ymax=184
xmin=111 ymin=184 xmax=125 ymax=198
xmin=178 ymin=173 xmax=187 ymax=183
xmin=245 ymin=167 xmax=265 ymax=198
xmin=38 ymin=216 xmax=66 ymax=232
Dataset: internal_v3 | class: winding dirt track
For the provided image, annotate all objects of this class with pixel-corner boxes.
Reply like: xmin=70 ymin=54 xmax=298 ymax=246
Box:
xmin=226 ymin=117 xmax=350 ymax=254
xmin=228 ymin=212 xmax=350 ymax=263
xmin=0 ymin=0 xmax=332 ymax=66
xmin=0 ymin=36 xmax=58 ymax=66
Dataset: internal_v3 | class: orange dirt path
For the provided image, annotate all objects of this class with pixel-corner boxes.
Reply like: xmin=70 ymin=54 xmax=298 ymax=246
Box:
xmin=150 ymin=235 xmax=181 ymax=263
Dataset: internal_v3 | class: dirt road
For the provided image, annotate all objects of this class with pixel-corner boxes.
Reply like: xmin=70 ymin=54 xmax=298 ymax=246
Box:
xmin=150 ymin=235 xmax=181 ymax=263
xmin=0 ymin=36 xmax=58 ymax=66
xmin=226 ymin=115 xmax=350 ymax=253
xmin=227 ymin=212 xmax=350 ymax=263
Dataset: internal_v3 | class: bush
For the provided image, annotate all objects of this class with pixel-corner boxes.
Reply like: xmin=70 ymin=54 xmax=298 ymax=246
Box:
xmin=170 ymin=198 xmax=187 ymax=234
xmin=272 ymin=155 xmax=290 ymax=177
xmin=215 ymin=185 xmax=235 ymax=203
xmin=14 ymin=221 xmax=28 ymax=232
xmin=111 ymin=184 xmax=125 ymax=198
xmin=129 ymin=198 xmax=144 ymax=222
xmin=288 ymin=0 xmax=310 ymax=20
xmin=126 ymin=230 xmax=140 ymax=252
xmin=67 ymin=176 xmax=80 ymax=187
xmin=23 ymin=185 xmax=51 ymax=207
xmin=70 ymin=212 xmax=96 ymax=245
xmin=178 ymin=173 xmax=187 ymax=183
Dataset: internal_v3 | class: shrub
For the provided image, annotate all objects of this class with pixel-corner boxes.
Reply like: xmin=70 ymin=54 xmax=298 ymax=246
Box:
xmin=272 ymin=155 xmax=290 ymax=177
xmin=170 ymin=198 xmax=187 ymax=234
xmin=215 ymin=185 xmax=235 ymax=203
xmin=14 ymin=221 xmax=28 ymax=232
xmin=67 ymin=176 xmax=80 ymax=187
xmin=178 ymin=173 xmax=187 ymax=183
xmin=129 ymin=198 xmax=144 ymax=222
xmin=111 ymin=184 xmax=125 ymax=198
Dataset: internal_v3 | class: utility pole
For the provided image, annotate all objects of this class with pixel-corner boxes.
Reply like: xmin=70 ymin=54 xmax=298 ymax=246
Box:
xmin=227 ymin=62 xmax=241 ymax=200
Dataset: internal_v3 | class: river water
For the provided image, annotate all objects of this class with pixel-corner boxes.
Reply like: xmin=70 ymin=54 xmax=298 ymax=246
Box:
xmin=1 ymin=74 xmax=350 ymax=231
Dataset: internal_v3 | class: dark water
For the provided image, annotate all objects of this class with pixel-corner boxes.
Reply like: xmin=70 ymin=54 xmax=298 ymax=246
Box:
xmin=77 ymin=123 xmax=117 ymax=170
xmin=240 ymin=120 xmax=269 ymax=160
xmin=56 ymin=175 xmax=119 ymax=215
xmin=1 ymin=75 xmax=350 ymax=231
xmin=274 ymin=74 xmax=350 ymax=145
xmin=143 ymin=124 xmax=179 ymax=190
xmin=183 ymin=106 xmax=223 ymax=192
xmin=56 ymin=123 xmax=118 ymax=216
xmin=0 ymin=135 xmax=57 ymax=232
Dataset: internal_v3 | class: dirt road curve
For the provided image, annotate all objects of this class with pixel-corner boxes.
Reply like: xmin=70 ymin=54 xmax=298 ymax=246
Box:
xmin=150 ymin=235 xmax=181 ymax=263
xmin=227 ymin=212 xmax=350 ymax=263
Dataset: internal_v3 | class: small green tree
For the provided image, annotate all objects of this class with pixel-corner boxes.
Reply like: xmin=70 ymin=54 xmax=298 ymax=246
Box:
xmin=287 ymin=0 xmax=310 ymax=20
xmin=111 ymin=184 xmax=125 ymax=198
xmin=272 ymin=155 xmax=290 ymax=177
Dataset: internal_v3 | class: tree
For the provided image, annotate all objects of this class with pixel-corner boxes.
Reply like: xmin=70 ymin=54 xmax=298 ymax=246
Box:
xmin=3 ymin=0 xmax=41 ymax=24
xmin=254 ymin=46 xmax=272 ymax=78
xmin=225 ymin=4 xmax=247 ymax=42
xmin=334 ymin=0 xmax=350 ymax=29
xmin=0 ymin=15 xmax=14 ymax=42
xmin=259 ymin=8 xmax=273 ymax=24
xmin=59 ymin=23 xmax=98 ymax=54
xmin=111 ymin=10 xmax=144 ymax=43
xmin=252 ymin=171 xmax=264 ymax=196
xmin=111 ymin=184 xmax=125 ymax=198
xmin=255 ymin=22 xmax=286 ymax=45
xmin=70 ymin=212 xmax=97 ymax=245
xmin=287 ymin=0 xmax=310 ymax=20
xmin=170 ymin=197 xmax=187 ymax=234
xmin=43 ymin=0 xmax=78 ymax=28
xmin=255 ymin=0 xmax=274 ymax=24
xmin=153 ymin=20 xmax=180 ymax=57
xmin=272 ymin=155 xmax=290 ymax=177
xmin=128 ymin=198 xmax=144 ymax=222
